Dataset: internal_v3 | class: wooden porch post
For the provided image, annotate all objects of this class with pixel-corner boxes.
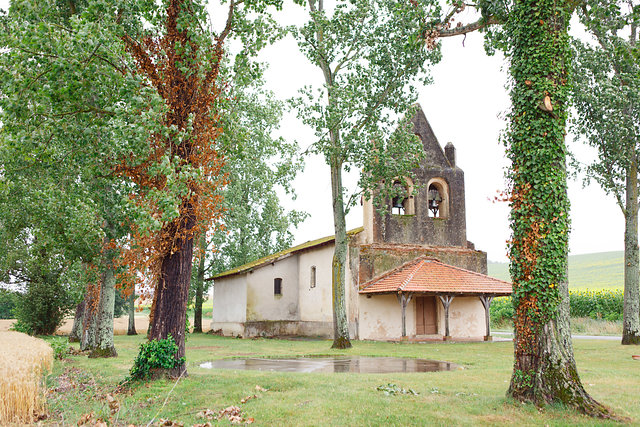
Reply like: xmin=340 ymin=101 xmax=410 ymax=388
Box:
xmin=396 ymin=292 xmax=413 ymax=339
xmin=438 ymin=295 xmax=454 ymax=340
xmin=479 ymin=294 xmax=494 ymax=341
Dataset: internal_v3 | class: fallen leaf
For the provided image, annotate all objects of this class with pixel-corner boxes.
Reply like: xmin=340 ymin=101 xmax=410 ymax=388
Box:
xmin=240 ymin=394 xmax=257 ymax=404
xmin=77 ymin=412 xmax=94 ymax=426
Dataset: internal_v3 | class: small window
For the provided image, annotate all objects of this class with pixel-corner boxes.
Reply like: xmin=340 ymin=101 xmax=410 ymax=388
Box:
xmin=274 ymin=278 xmax=282 ymax=296
xmin=310 ymin=266 xmax=317 ymax=288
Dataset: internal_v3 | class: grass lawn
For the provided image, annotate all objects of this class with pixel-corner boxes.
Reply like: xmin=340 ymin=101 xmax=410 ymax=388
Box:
xmin=42 ymin=334 xmax=640 ymax=426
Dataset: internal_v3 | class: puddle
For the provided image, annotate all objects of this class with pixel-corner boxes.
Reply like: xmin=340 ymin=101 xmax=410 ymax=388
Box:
xmin=199 ymin=357 xmax=458 ymax=373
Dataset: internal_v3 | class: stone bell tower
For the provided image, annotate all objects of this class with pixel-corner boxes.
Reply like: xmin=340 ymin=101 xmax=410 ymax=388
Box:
xmin=362 ymin=104 xmax=469 ymax=249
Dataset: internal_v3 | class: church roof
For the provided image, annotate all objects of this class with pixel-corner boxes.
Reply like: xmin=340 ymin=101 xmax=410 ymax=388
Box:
xmin=209 ymin=227 xmax=364 ymax=281
xmin=359 ymin=256 xmax=512 ymax=296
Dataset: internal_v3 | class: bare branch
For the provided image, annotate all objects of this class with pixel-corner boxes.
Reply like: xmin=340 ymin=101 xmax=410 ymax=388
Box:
xmin=218 ymin=0 xmax=239 ymax=43
xmin=437 ymin=16 xmax=500 ymax=38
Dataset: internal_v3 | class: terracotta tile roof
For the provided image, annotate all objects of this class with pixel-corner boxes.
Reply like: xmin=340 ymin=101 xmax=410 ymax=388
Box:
xmin=359 ymin=256 xmax=512 ymax=296
xmin=209 ymin=227 xmax=364 ymax=281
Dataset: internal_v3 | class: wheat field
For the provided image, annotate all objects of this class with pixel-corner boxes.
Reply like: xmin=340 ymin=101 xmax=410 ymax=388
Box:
xmin=0 ymin=331 xmax=53 ymax=424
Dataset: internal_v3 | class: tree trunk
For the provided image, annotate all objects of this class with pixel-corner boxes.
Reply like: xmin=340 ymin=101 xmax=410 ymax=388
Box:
xmin=69 ymin=300 xmax=85 ymax=343
xmin=329 ymin=154 xmax=352 ymax=349
xmin=508 ymin=265 xmax=610 ymax=416
xmin=193 ymin=233 xmax=206 ymax=334
xmin=81 ymin=229 xmax=117 ymax=357
xmin=127 ymin=288 xmax=137 ymax=336
xmin=90 ymin=256 xmax=117 ymax=358
xmin=148 ymin=214 xmax=195 ymax=377
xmin=505 ymin=0 xmax=610 ymax=417
xmin=622 ymin=158 xmax=640 ymax=344
xmin=80 ymin=284 xmax=99 ymax=351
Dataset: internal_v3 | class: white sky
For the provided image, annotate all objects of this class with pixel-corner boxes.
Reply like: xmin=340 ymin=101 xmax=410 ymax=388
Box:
xmin=254 ymin=6 xmax=622 ymax=262
xmin=0 ymin=0 xmax=623 ymax=263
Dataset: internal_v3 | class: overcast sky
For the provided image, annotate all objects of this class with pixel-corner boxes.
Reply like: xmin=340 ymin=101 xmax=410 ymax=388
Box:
xmin=254 ymin=6 xmax=622 ymax=262
xmin=0 ymin=1 xmax=624 ymax=263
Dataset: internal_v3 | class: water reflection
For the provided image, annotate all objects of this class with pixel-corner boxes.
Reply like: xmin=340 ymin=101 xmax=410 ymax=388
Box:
xmin=199 ymin=357 xmax=458 ymax=373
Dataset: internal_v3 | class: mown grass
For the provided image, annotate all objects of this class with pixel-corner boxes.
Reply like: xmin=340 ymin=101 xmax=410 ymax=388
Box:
xmin=488 ymin=251 xmax=624 ymax=289
xmin=43 ymin=334 xmax=640 ymax=426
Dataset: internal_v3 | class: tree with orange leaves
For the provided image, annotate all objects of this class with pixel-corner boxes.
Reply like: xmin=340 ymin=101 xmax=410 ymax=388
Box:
xmin=120 ymin=0 xmax=282 ymax=377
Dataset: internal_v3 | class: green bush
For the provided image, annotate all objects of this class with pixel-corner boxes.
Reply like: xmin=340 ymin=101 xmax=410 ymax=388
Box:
xmin=490 ymin=297 xmax=514 ymax=324
xmin=12 ymin=280 xmax=76 ymax=335
xmin=490 ymin=289 xmax=628 ymax=323
xmin=0 ymin=288 xmax=18 ymax=319
xmin=128 ymin=335 xmax=186 ymax=381
xmin=46 ymin=336 xmax=70 ymax=360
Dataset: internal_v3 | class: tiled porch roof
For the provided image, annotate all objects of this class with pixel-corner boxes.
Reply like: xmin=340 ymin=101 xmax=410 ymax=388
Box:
xmin=359 ymin=256 xmax=512 ymax=296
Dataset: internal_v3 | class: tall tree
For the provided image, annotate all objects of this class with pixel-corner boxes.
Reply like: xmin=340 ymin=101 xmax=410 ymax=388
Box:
xmin=293 ymin=0 xmax=440 ymax=348
xmin=119 ymin=0 xmax=281 ymax=376
xmin=572 ymin=0 xmax=640 ymax=345
xmin=0 ymin=0 xmax=144 ymax=349
xmin=427 ymin=0 xmax=612 ymax=415
xmin=498 ymin=0 xmax=610 ymax=416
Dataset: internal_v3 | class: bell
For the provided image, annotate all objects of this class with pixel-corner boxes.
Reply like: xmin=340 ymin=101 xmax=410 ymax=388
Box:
xmin=392 ymin=196 xmax=404 ymax=209
xmin=428 ymin=188 xmax=441 ymax=217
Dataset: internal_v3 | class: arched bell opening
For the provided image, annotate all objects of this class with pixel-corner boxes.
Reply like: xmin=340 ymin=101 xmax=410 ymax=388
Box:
xmin=427 ymin=179 xmax=449 ymax=219
xmin=390 ymin=178 xmax=415 ymax=215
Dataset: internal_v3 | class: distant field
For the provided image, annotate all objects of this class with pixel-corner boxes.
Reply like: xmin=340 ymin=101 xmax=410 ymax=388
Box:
xmin=488 ymin=250 xmax=624 ymax=289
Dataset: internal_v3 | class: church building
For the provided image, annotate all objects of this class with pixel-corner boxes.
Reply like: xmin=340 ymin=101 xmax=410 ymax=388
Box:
xmin=210 ymin=105 xmax=511 ymax=341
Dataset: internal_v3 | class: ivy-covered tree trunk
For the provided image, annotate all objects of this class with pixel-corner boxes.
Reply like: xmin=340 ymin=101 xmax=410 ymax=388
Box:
xmin=148 ymin=214 xmax=196 ymax=376
xmin=69 ymin=300 xmax=85 ymax=343
xmin=330 ymin=151 xmax=351 ymax=349
xmin=127 ymin=292 xmax=137 ymax=336
xmin=193 ymin=234 xmax=206 ymax=334
xmin=505 ymin=0 xmax=610 ymax=417
xmin=622 ymin=157 xmax=640 ymax=344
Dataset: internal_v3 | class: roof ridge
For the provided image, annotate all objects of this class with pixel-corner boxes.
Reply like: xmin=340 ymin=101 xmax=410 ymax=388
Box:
xmin=211 ymin=226 xmax=364 ymax=280
xmin=398 ymin=259 xmax=426 ymax=292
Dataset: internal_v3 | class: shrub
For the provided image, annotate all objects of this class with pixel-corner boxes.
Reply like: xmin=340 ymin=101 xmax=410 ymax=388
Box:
xmin=47 ymin=337 xmax=69 ymax=360
xmin=0 ymin=289 xmax=18 ymax=319
xmin=12 ymin=280 xmax=76 ymax=335
xmin=490 ymin=289 xmax=628 ymax=324
xmin=128 ymin=335 xmax=185 ymax=381
xmin=490 ymin=297 xmax=514 ymax=324
xmin=0 ymin=331 xmax=53 ymax=424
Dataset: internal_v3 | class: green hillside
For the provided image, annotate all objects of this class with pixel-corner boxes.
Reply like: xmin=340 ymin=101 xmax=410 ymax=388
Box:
xmin=488 ymin=251 xmax=624 ymax=290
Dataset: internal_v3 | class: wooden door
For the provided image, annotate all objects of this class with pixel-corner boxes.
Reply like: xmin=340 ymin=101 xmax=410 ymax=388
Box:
xmin=416 ymin=296 xmax=437 ymax=335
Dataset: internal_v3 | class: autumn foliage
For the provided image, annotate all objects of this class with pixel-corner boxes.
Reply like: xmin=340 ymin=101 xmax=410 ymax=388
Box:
xmin=117 ymin=1 xmax=226 ymax=297
xmin=115 ymin=0 xmax=229 ymax=374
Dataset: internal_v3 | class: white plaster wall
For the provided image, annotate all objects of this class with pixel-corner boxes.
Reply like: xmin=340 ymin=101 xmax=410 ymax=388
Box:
xmin=358 ymin=294 xmax=414 ymax=340
xmin=211 ymin=275 xmax=247 ymax=323
xmin=297 ymin=245 xmax=334 ymax=322
xmin=437 ymin=296 xmax=486 ymax=338
xmin=245 ymin=255 xmax=300 ymax=321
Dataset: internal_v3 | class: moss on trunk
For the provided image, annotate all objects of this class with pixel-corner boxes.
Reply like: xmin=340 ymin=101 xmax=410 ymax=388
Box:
xmin=623 ymin=157 xmax=640 ymax=345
